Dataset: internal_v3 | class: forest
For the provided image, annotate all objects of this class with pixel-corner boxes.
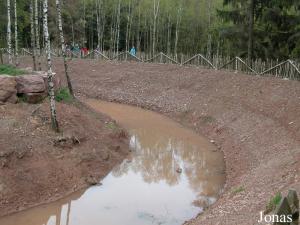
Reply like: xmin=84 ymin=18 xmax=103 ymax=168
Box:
xmin=1 ymin=0 xmax=300 ymax=63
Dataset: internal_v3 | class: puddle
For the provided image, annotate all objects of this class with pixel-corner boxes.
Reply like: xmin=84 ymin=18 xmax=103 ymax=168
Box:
xmin=0 ymin=99 xmax=225 ymax=225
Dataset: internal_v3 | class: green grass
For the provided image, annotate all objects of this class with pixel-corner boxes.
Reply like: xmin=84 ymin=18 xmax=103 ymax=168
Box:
xmin=232 ymin=186 xmax=245 ymax=194
xmin=0 ymin=64 xmax=26 ymax=76
xmin=106 ymin=121 xmax=118 ymax=130
xmin=265 ymin=192 xmax=282 ymax=214
xmin=55 ymin=88 xmax=73 ymax=103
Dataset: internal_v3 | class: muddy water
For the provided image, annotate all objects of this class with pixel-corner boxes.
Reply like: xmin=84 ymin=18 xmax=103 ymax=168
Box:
xmin=0 ymin=100 xmax=225 ymax=225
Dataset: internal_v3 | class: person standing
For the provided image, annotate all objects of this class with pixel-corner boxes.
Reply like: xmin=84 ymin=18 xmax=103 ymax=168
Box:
xmin=130 ymin=46 xmax=136 ymax=56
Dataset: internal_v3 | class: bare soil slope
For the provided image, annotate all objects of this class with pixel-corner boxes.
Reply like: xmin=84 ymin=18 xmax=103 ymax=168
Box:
xmin=19 ymin=58 xmax=300 ymax=225
xmin=0 ymin=100 xmax=129 ymax=217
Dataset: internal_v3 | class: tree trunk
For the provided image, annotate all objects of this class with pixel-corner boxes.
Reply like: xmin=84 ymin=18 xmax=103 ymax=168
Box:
xmin=96 ymin=0 xmax=100 ymax=49
xmin=35 ymin=0 xmax=41 ymax=70
xmin=152 ymin=0 xmax=160 ymax=57
xmin=43 ymin=0 xmax=59 ymax=132
xmin=248 ymin=0 xmax=254 ymax=65
xmin=14 ymin=0 xmax=18 ymax=66
xmin=116 ymin=0 xmax=121 ymax=55
xmin=174 ymin=0 xmax=183 ymax=61
xmin=30 ymin=0 xmax=37 ymax=71
xmin=207 ymin=0 xmax=212 ymax=61
xmin=7 ymin=0 xmax=12 ymax=64
xmin=167 ymin=13 xmax=171 ymax=55
xmin=56 ymin=0 xmax=74 ymax=97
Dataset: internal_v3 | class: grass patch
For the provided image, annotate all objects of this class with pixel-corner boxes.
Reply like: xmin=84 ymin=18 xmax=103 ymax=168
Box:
xmin=232 ymin=186 xmax=245 ymax=194
xmin=265 ymin=192 xmax=282 ymax=214
xmin=55 ymin=88 xmax=73 ymax=103
xmin=106 ymin=121 xmax=118 ymax=130
xmin=0 ymin=64 xmax=26 ymax=76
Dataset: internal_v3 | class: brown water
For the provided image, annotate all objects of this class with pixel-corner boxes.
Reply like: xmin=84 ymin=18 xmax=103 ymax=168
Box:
xmin=0 ymin=100 xmax=225 ymax=225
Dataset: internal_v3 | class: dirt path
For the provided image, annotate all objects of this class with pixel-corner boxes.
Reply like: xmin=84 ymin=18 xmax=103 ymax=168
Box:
xmin=19 ymin=57 xmax=300 ymax=225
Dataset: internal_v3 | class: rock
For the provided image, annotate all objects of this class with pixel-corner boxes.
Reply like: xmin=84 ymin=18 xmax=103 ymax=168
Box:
xmin=0 ymin=76 xmax=17 ymax=103
xmin=176 ymin=167 xmax=183 ymax=173
xmin=16 ymin=75 xmax=46 ymax=94
xmin=101 ymin=152 xmax=110 ymax=161
xmin=23 ymin=92 xmax=47 ymax=104
xmin=54 ymin=135 xmax=80 ymax=148
xmin=85 ymin=175 xmax=99 ymax=186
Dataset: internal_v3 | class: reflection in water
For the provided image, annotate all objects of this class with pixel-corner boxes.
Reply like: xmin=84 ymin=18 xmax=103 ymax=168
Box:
xmin=0 ymin=100 xmax=225 ymax=225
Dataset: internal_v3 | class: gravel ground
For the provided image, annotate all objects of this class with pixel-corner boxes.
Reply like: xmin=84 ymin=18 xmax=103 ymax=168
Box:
xmin=19 ymin=57 xmax=300 ymax=225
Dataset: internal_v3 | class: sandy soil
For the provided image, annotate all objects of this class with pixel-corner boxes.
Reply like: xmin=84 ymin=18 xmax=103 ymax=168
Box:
xmin=0 ymin=99 xmax=129 ymax=217
xmin=18 ymin=57 xmax=300 ymax=225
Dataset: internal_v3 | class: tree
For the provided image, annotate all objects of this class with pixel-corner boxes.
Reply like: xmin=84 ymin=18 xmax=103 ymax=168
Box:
xmin=14 ymin=0 xmax=18 ymax=66
xmin=43 ymin=0 xmax=59 ymax=132
xmin=56 ymin=0 xmax=74 ymax=97
xmin=152 ymin=0 xmax=160 ymax=56
xmin=247 ymin=0 xmax=254 ymax=64
xmin=7 ymin=0 xmax=12 ymax=64
xmin=35 ymin=0 xmax=41 ymax=70
xmin=30 ymin=0 xmax=37 ymax=70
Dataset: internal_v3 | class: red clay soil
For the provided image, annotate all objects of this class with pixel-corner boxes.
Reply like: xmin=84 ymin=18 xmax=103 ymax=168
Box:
xmin=19 ymin=57 xmax=300 ymax=225
xmin=0 ymin=100 xmax=129 ymax=217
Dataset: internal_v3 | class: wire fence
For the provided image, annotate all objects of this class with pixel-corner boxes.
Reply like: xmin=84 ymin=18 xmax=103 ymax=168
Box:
xmin=1 ymin=48 xmax=300 ymax=80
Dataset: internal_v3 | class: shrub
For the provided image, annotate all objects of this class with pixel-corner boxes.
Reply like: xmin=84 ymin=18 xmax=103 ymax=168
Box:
xmin=55 ymin=88 xmax=73 ymax=102
xmin=265 ymin=192 xmax=282 ymax=214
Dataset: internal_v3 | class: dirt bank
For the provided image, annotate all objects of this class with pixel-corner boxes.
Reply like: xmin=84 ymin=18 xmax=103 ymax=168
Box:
xmin=19 ymin=57 xmax=300 ymax=224
xmin=0 ymin=100 xmax=129 ymax=217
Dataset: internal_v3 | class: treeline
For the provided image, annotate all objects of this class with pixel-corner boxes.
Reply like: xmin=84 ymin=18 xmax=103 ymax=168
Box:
xmin=1 ymin=0 xmax=300 ymax=61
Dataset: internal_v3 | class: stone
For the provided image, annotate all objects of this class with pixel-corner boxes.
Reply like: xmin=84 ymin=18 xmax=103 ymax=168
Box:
xmin=16 ymin=75 xmax=46 ymax=94
xmin=85 ymin=175 xmax=99 ymax=186
xmin=0 ymin=76 xmax=17 ymax=103
xmin=176 ymin=167 xmax=183 ymax=173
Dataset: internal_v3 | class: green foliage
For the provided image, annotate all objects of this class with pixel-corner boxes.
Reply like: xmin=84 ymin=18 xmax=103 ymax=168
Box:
xmin=1 ymin=0 xmax=299 ymax=60
xmin=265 ymin=192 xmax=282 ymax=214
xmin=55 ymin=87 xmax=73 ymax=102
xmin=106 ymin=121 xmax=118 ymax=131
xmin=232 ymin=186 xmax=245 ymax=194
xmin=0 ymin=64 xmax=26 ymax=76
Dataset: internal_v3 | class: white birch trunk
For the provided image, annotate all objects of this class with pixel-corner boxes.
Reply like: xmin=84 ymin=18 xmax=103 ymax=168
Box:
xmin=43 ymin=0 xmax=59 ymax=132
xmin=116 ymin=0 xmax=121 ymax=55
xmin=207 ymin=0 xmax=212 ymax=60
xmin=174 ymin=0 xmax=183 ymax=61
xmin=30 ymin=0 xmax=37 ymax=71
xmin=56 ymin=0 xmax=74 ymax=97
xmin=7 ymin=0 xmax=12 ymax=64
xmin=152 ymin=0 xmax=160 ymax=57
xmin=14 ymin=0 xmax=18 ymax=66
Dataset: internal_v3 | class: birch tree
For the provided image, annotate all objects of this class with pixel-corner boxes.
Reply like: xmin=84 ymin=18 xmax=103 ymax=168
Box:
xmin=206 ymin=0 xmax=212 ymax=60
xmin=7 ymin=0 xmax=12 ymax=64
xmin=116 ymin=0 xmax=121 ymax=55
xmin=14 ymin=0 xmax=18 ymax=66
xmin=152 ymin=0 xmax=160 ymax=56
xmin=30 ymin=0 xmax=37 ymax=71
xmin=56 ymin=0 xmax=74 ymax=97
xmin=35 ymin=0 xmax=41 ymax=70
xmin=174 ymin=0 xmax=183 ymax=60
xmin=43 ymin=0 xmax=59 ymax=132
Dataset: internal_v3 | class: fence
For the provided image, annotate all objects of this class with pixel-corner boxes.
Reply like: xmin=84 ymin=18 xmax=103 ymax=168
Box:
xmin=1 ymin=48 xmax=300 ymax=80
